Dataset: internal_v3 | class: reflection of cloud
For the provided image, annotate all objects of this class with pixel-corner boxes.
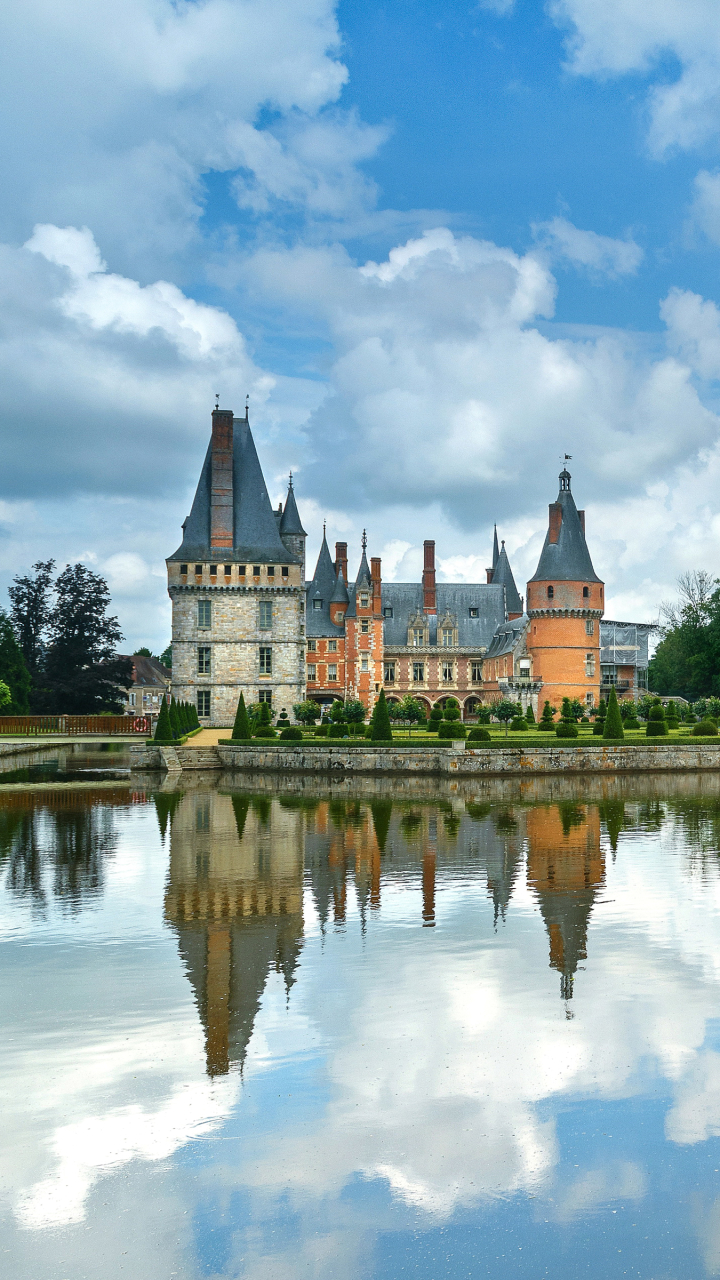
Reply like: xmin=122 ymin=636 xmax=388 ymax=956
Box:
xmin=550 ymin=1161 xmax=646 ymax=1223
xmin=666 ymin=1050 xmax=720 ymax=1145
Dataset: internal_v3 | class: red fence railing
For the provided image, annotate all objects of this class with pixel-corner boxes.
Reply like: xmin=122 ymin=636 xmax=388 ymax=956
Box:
xmin=0 ymin=715 xmax=152 ymax=736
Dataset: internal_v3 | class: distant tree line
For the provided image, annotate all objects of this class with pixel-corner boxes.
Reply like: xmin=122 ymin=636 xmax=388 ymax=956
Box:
xmin=0 ymin=560 xmax=132 ymax=714
xmin=647 ymin=570 xmax=720 ymax=700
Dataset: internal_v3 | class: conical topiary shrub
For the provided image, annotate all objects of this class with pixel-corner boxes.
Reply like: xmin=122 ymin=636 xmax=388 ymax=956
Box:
xmin=232 ymin=692 xmax=252 ymax=741
xmin=665 ymin=700 xmax=679 ymax=729
xmin=154 ymin=698 xmax=174 ymax=743
xmin=603 ymin=686 xmax=625 ymax=740
xmin=539 ymin=701 xmax=555 ymax=732
xmin=646 ymin=698 xmax=668 ymax=736
xmin=525 ymin=703 xmax=535 ymax=725
xmin=593 ymin=697 xmax=607 ymax=735
xmin=371 ymin=688 xmax=392 ymax=742
xmin=169 ymin=696 xmax=182 ymax=739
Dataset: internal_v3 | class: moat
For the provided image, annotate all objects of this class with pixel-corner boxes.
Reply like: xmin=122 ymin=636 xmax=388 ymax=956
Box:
xmin=3 ymin=757 xmax=720 ymax=1279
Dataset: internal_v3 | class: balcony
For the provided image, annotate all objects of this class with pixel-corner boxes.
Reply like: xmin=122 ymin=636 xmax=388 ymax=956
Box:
xmin=601 ymin=678 xmax=631 ymax=691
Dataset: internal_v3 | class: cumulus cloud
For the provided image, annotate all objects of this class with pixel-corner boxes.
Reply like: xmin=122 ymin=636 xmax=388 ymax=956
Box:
xmin=688 ymin=169 xmax=720 ymax=246
xmin=549 ymin=0 xmax=720 ymax=155
xmin=533 ymin=216 xmax=644 ymax=280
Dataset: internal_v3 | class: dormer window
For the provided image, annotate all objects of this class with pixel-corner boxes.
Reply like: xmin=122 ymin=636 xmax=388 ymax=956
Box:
xmin=547 ymin=585 xmax=554 ymax=599
xmin=313 ymin=598 xmax=322 ymax=610
xmin=383 ymin=607 xmax=393 ymax=618
xmin=360 ymin=594 xmax=369 ymax=608
xmin=469 ymin=607 xmax=478 ymax=618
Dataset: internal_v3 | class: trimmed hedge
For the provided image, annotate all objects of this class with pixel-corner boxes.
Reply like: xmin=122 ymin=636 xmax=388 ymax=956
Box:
xmin=693 ymin=720 xmax=719 ymax=736
xmin=279 ymin=726 xmax=303 ymax=740
xmin=438 ymin=722 xmax=467 ymax=738
xmin=467 ymin=727 xmax=491 ymax=742
xmin=556 ymin=722 xmax=578 ymax=738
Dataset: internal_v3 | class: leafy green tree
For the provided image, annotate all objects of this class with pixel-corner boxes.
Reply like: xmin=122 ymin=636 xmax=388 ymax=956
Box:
xmin=34 ymin=564 xmax=132 ymax=713
xmin=344 ymin=698 xmax=367 ymax=723
xmin=370 ymin=688 xmax=392 ymax=742
xmin=603 ymin=686 xmax=625 ymax=740
xmin=0 ymin=611 xmax=31 ymax=713
xmin=231 ymin=692 xmax=252 ymax=740
xmin=494 ymin=699 xmax=519 ymax=736
xmin=570 ymin=698 xmax=584 ymax=721
xmin=133 ymin=647 xmax=153 ymax=658
xmin=8 ymin=559 xmax=55 ymax=685
xmin=648 ymin=571 xmax=720 ymax=699
xmin=293 ymin=699 xmax=322 ymax=725
xmin=160 ymin=644 xmax=172 ymax=669
xmin=330 ymin=699 xmax=346 ymax=722
xmin=393 ymin=695 xmax=426 ymax=735
xmin=0 ymin=680 xmax=10 ymax=708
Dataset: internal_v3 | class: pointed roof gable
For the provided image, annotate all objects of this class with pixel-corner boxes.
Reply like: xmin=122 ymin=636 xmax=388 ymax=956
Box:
xmin=492 ymin=525 xmax=500 ymax=571
xmin=279 ymin=477 xmax=306 ymax=537
xmin=529 ymin=469 xmax=601 ymax=583
xmin=330 ymin=568 xmax=349 ymax=604
xmin=346 ymin=545 xmax=372 ymax=619
xmin=492 ymin=541 xmax=523 ymax=615
xmin=168 ymin=415 xmax=300 ymax=563
xmin=306 ymin=532 xmax=344 ymax=636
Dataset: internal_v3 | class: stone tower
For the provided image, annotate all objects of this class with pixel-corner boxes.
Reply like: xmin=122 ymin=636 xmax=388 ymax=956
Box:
xmin=166 ymin=407 xmax=306 ymax=726
xmin=525 ymin=469 xmax=604 ymax=712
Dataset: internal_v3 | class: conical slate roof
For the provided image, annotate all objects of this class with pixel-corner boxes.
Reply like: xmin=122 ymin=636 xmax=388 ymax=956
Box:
xmin=169 ymin=416 xmax=300 ymax=563
xmin=529 ymin=470 xmax=601 ymax=583
xmin=306 ymin=532 xmax=344 ymax=637
xmin=492 ymin=525 xmax=500 ymax=571
xmin=279 ymin=478 xmax=306 ymax=537
xmin=346 ymin=543 xmax=372 ymax=619
xmin=330 ymin=568 xmax=349 ymax=604
xmin=492 ymin=541 xmax=523 ymax=615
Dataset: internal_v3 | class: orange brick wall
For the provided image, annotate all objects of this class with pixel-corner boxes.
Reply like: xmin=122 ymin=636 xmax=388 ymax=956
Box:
xmin=526 ymin=578 xmax=603 ymax=710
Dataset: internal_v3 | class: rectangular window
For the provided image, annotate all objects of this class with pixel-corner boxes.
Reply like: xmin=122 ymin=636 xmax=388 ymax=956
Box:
xmin=253 ymin=565 xmax=261 ymax=576
xmin=197 ymin=690 xmax=210 ymax=717
xmin=412 ymin=629 xmax=424 ymax=647
xmin=259 ymin=601 xmax=272 ymax=630
xmin=267 ymin=566 xmax=275 ymax=577
xmin=210 ymin=564 xmax=217 ymax=576
xmin=197 ymin=645 xmax=211 ymax=674
xmin=194 ymin=564 xmax=202 ymax=576
xmin=383 ymin=607 xmax=393 ymax=618
xmin=313 ymin=599 xmax=322 ymax=610
xmin=129 ymin=692 xmax=136 ymax=706
xmin=360 ymin=657 xmax=369 ymax=672
xmin=471 ymin=661 xmax=482 ymax=683
xmin=282 ymin=566 xmax=289 ymax=577
xmin=328 ymin=664 xmax=338 ymax=681
xmin=361 ymin=619 xmax=369 ymax=633
xmin=259 ymin=646 xmax=272 ymax=675
xmin=442 ymin=661 xmax=454 ymax=681
xmin=441 ymin=628 xmax=454 ymax=647
xmin=519 ymin=663 xmax=531 ymax=678
xmin=259 ymin=689 xmax=272 ymax=704
xmin=307 ymin=664 xmax=317 ymax=681
xmin=224 ymin=564 xmax=231 ymax=575
xmin=307 ymin=639 xmax=316 ymax=651
xmin=469 ymin=607 xmax=479 ymax=618
xmin=198 ymin=600 xmax=211 ymax=629
xmin=384 ymin=662 xmax=395 ymax=683
xmin=328 ymin=639 xmax=337 ymax=652
xmin=239 ymin=565 xmax=246 ymax=576
xmin=413 ymin=662 xmax=425 ymax=682
xmin=360 ymin=594 xmax=369 ymax=607
xmin=180 ymin=563 xmax=188 ymax=575
xmin=585 ymin=618 xmax=595 ymax=636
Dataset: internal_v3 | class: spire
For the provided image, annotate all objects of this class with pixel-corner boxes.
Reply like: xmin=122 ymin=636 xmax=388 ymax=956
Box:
xmin=529 ymin=468 xmax=601 ymax=583
xmin=492 ymin=525 xmax=500 ymax=570
xmin=279 ymin=473 xmax=306 ymax=537
xmin=306 ymin=529 xmax=342 ymax=634
xmin=492 ymin=540 xmax=523 ymax=617
xmin=330 ymin=567 xmax=349 ymax=604
xmin=345 ymin=534 xmax=372 ymax=619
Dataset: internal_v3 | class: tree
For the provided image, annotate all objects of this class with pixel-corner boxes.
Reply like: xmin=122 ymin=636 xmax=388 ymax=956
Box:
xmin=371 ymin=688 xmax=392 ymax=742
xmin=603 ymin=686 xmax=625 ymax=740
xmin=293 ymin=699 xmax=322 ymax=725
xmin=648 ymin=570 xmax=720 ymax=699
xmin=232 ymin=692 xmax=252 ymax=740
xmin=153 ymin=698 xmax=174 ymax=743
xmin=0 ymin=611 xmax=31 ymax=713
xmin=160 ymin=644 xmax=172 ymax=669
xmin=494 ymin=699 xmax=519 ymax=736
xmin=343 ymin=698 xmax=367 ymax=723
xmin=134 ymin=647 xmax=153 ymax=658
xmin=0 ymin=680 xmax=10 ymax=708
xmin=525 ymin=702 xmax=535 ymax=724
xmin=8 ymin=559 xmax=55 ymax=683
xmin=539 ymin=700 xmax=556 ymax=731
xmin=646 ymin=698 xmax=668 ymax=737
xmin=392 ymin=695 xmax=425 ymax=735
xmin=330 ymin=699 xmax=346 ymax=722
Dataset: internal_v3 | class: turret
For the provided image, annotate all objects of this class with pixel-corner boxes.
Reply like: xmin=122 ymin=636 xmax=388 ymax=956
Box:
xmin=279 ymin=475 xmax=306 ymax=579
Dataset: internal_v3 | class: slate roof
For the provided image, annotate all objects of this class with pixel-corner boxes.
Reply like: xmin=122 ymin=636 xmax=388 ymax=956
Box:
xmin=169 ymin=416 xmax=301 ymax=564
xmin=382 ymin=583 xmax=506 ymax=649
xmin=529 ymin=470 xmax=601 ymax=583
xmin=279 ymin=479 xmax=306 ymax=537
xmin=121 ymin=655 xmax=171 ymax=687
xmin=491 ymin=542 xmax=523 ymax=614
xmin=306 ymin=534 xmax=344 ymax=637
xmin=484 ymin=615 xmax=529 ymax=660
xmin=345 ymin=547 xmax=372 ymax=620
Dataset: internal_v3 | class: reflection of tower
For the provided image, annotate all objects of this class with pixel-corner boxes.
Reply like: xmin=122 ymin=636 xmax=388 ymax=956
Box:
xmin=526 ymin=803 xmax=605 ymax=1002
xmin=485 ymin=810 xmax=523 ymax=925
xmin=164 ymin=791 xmax=304 ymax=1076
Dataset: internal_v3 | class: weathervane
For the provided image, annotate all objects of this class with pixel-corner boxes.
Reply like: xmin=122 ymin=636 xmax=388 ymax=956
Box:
xmin=361 ymin=528 xmax=367 ymax=551
xmin=214 ymin=392 xmax=219 ymax=409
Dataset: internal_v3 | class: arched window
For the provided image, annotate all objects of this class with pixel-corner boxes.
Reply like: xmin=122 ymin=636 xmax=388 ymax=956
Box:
xmin=547 ymin=585 xmax=554 ymax=600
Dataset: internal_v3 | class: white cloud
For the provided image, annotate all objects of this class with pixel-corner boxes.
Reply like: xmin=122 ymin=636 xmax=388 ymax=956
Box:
xmin=549 ymin=0 xmax=720 ymax=154
xmin=689 ymin=170 xmax=720 ymax=246
xmin=534 ymin=216 xmax=644 ymax=280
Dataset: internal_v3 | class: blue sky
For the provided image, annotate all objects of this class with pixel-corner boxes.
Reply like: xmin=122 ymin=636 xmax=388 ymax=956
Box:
xmin=2 ymin=0 xmax=720 ymax=648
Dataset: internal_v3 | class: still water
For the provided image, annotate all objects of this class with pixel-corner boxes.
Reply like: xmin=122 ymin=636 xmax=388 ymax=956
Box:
xmin=3 ymin=765 xmax=720 ymax=1278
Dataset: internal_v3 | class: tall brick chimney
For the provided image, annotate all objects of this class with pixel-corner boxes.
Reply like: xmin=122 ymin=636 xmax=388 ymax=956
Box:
xmin=423 ymin=540 xmax=437 ymax=614
xmin=211 ymin=409 xmax=234 ymax=550
xmin=548 ymin=503 xmax=562 ymax=545
xmin=371 ymin=556 xmax=382 ymax=613
xmin=335 ymin=541 xmax=348 ymax=583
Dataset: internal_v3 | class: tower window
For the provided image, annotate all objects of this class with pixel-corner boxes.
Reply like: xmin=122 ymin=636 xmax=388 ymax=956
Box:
xmin=268 ymin=566 xmax=275 ymax=576
xmin=197 ymin=690 xmax=210 ymax=717
xmin=259 ymin=646 xmax=272 ymax=675
xmin=360 ymin=594 xmax=369 ymax=608
xmin=259 ymin=601 xmax=272 ymax=630
xmin=383 ymin=607 xmax=393 ymax=618
xmin=198 ymin=601 xmax=211 ymax=629
xmin=313 ymin=598 xmax=322 ymax=610
xmin=195 ymin=564 xmax=202 ymax=576
xmin=180 ymin=564 xmax=188 ymax=575
xmin=360 ymin=657 xmax=369 ymax=672
xmin=197 ymin=646 xmax=211 ymax=674
xmin=583 ymin=586 xmax=589 ymax=598
xmin=361 ymin=619 xmax=369 ymax=633
xmin=547 ymin=585 xmax=554 ymax=599
xmin=282 ymin=566 xmax=289 ymax=577
xmin=585 ymin=618 xmax=595 ymax=636
xmin=253 ymin=565 xmax=261 ymax=576
xmin=224 ymin=565 xmax=231 ymax=575
xmin=210 ymin=564 xmax=217 ymax=576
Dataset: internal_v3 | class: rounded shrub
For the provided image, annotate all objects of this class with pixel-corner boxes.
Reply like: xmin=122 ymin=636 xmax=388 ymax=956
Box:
xmin=438 ymin=722 xmax=467 ymax=738
xmin=467 ymin=727 xmax=491 ymax=742
xmin=556 ymin=722 xmax=579 ymax=738
xmin=328 ymin=723 xmax=349 ymax=737
xmin=510 ymin=716 xmax=528 ymax=731
xmin=693 ymin=720 xmax=719 ymax=736
xmin=443 ymin=708 xmax=461 ymax=722
xmin=253 ymin=726 xmax=277 ymax=739
xmin=646 ymin=702 xmax=668 ymax=736
xmin=314 ymin=724 xmax=328 ymax=737
xmin=279 ymin=726 xmax=303 ymax=740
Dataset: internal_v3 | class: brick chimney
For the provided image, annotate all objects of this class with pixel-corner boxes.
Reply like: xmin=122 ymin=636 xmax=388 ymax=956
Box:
xmin=371 ymin=556 xmax=382 ymax=613
xmin=211 ymin=409 xmax=234 ymax=550
xmin=335 ymin=541 xmax=348 ymax=583
xmin=423 ymin=540 xmax=437 ymax=614
xmin=548 ymin=503 xmax=562 ymax=545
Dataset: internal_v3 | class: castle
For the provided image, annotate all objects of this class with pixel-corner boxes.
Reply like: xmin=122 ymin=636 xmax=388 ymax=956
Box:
xmin=167 ymin=407 xmax=649 ymax=724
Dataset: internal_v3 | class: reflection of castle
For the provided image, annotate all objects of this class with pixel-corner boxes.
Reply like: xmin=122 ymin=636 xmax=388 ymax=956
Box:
xmin=525 ymin=804 xmax=605 ymax=1001
xmin=163 ymin=793 xmax=304 ymax=1076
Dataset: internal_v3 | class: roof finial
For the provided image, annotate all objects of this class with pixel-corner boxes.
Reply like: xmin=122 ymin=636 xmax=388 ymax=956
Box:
xmin=361 ymin=528 xmax=367 ymax=552
xmin=323 ymin=519 xmax=326 ymax=537
xmin=245 ymin=393 xmax=249 ymax=421
xmin=214 ymin=392 xmax=219 ymax=410
xmin=289 ymin=470 xmax=293 ymax=490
